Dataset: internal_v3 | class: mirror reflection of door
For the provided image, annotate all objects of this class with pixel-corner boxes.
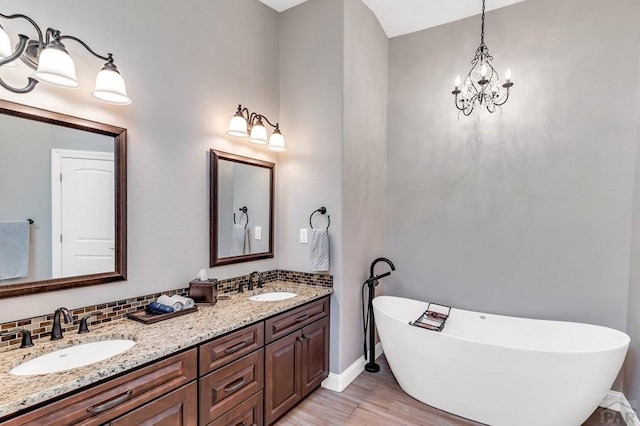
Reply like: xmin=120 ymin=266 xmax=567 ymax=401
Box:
xmin=51 ymin=150 xmax=115 ymax=278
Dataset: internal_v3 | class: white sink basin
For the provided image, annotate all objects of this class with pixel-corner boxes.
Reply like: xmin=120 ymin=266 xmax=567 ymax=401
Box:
xmin=10 ymin=339 xmax=136 ymax=376
xmin=249 ymin=292 xmax=297 ymax=302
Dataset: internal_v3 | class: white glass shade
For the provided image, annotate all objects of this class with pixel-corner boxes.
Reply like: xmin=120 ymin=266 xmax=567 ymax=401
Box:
xmin=268 ymin=131 xmax=285 ymax=152
xmin=0 ymin=26 xmax=16 ymax=68
xmin=34 ymin=45 xmax=80 ymax=88
xmin=227 ymin=114 xmax=249 ymax=137
xmin=92 ymin=67 xmax=131 ymax=105
xmin=249 ymin=122 xmax=268 ymax=144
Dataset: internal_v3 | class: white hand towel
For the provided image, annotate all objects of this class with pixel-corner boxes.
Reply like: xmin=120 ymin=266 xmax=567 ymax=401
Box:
xmin=231 ymin=224 xmax=249 ymax=256
xmin=0 ymin=221 xmax=30 ymax=280
xmin=157 ymin=295 xmax=183 ymax=311
xmin=310 ymin=229 xmax=330 ymax=271
xmin=171 ymin=295 xmax=195 ymax=309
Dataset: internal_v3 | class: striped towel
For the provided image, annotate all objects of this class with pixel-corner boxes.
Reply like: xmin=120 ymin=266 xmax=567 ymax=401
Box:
xmin=0 ymin=221 xmax=30 ymax=280
xmin=310 ymin=229 xmax=329 ymax=271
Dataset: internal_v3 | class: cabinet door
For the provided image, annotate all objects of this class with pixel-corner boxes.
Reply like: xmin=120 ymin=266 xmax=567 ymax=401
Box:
xmin=300 ymin=316 xmax=330 ymax=398
xmin=264 ymin=330 xmax=302 ymax=425
xmin=110 ymin=381 xmax=197 ymax=426
xmin=208 ymin=390 xmax=263 ymax=426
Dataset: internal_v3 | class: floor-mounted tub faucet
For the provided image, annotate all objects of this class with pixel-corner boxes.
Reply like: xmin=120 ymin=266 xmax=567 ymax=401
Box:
xmin=364 ymin=257 xmax=396 ymax=374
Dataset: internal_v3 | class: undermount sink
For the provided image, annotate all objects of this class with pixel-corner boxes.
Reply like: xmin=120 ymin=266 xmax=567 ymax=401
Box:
xmin=249 ymin=292 xmax=297 ymax=302
xmin=9 ymin=339 xmax=136 ymax=376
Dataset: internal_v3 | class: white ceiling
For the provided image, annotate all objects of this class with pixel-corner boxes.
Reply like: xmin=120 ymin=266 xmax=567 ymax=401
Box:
xmin=258 ymin=0 xmax=525 ymax=38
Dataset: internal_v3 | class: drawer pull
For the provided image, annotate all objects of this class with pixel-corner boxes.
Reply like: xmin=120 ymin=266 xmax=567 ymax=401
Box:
xmin=224 ymin=341 xmax=248 ymax=354
xmin=87 ymin=390 xmax=133 ymax=413
xmin=295 ymin=314 xmax=310 ymax=322
xmin=235 ymin=422 xmax=246 ymax=426
xmin=224 ymin=377 xmax=247 ymax=393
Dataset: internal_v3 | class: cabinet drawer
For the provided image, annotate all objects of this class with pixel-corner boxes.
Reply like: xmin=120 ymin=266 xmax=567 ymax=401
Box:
xmin=110 ymin=381 xmax=197 ymax=425
xmin=4 ymin=348 xmax=197 ymax=426
xmin=200 ymin=349 xmax=264 ymax=424
xmin=200 ymin=323 xmax=264 ymax=375
xmin=265 ymin=297 xmax=329 ymax=343
xmin=208 ymin=390 xmax=263 ymax=426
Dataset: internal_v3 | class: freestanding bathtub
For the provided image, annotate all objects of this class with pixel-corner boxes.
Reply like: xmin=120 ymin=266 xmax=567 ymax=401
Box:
xmin=373 ymin=296 xmax=630 ymax=426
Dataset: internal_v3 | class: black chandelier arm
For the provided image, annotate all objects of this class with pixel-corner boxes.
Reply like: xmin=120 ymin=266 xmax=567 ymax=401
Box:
xmin=257 ymin=114 xmax=279 ymax=129
xmin=58 ymin=33 xmax=111 ymax=62
xmin=493 ymin=88 xmax=510 ymax=106
xmin=0 ymin=13 xmax=43 ymax=45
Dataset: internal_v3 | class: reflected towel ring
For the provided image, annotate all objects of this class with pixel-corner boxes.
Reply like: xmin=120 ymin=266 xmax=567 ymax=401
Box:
xmin=27 ymin=219 xmax=34 ymax=225
xmin=233 ymin=206 xmax=249 ymax=229
xmin=309 ymin=207 xmax=330 ymax=230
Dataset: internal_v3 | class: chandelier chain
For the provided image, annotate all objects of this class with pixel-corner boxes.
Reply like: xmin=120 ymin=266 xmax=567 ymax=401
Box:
xmin=480 ymin=0 xmax=486 ymax=46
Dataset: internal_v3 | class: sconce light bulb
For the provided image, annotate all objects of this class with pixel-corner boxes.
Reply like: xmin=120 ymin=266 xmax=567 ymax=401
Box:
xmin=92 ymin=62 xmax=131 ymax=105
xmin=0 ymin=25 xmax=16 ymax=68
xmin=34 ymin=41 xmax=80 ymax=88
xmin=268 ymin=128 xmax=286 ymax=152
xmin=249 ymin=118 xmax=268 ymax=144
xmin=227 ymin=110 xmax=249 ymax=138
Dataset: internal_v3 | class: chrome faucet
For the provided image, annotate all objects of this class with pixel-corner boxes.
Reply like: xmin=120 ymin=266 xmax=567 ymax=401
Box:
xmin=248 ymin=271 xmax=264 ymax=291
xmin=51 ymin=307 xmax=73 ymax=340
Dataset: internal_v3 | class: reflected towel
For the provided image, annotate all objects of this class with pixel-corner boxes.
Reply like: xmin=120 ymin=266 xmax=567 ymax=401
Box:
xmin=310 ymin=229 xmax=329 ymax=271
xmin=231 ymin=224 xmax=249 ymax=256
xmin=0 ymin=221 xmax=30 ymax=280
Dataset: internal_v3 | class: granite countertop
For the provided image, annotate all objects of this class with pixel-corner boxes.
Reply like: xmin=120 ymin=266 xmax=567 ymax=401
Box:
xmin=0 ymin=282 xmax=333 ymax=418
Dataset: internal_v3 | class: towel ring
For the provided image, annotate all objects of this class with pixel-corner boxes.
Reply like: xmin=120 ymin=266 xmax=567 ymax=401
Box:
xmin=309 ymin=207 xmax=330 ymax=230
xmin=233 ymin=206 xmax=249 ymax=229
xmin=27 ymin=219 xmax=34 ymax=225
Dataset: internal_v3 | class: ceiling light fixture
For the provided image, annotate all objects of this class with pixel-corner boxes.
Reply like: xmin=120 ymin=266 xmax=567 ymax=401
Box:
xmin=226 ymin=104 xmax=285 ymax=152
xmin=451 ymin=0 xmax=513 ymax=116
xmin=0 ymin=13 xmax=131 ymax=105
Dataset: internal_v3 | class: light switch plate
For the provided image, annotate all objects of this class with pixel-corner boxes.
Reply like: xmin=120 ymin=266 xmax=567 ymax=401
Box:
xmin=255 ymin=226 xmax=262 ymax=240
xmin=300 ymin=228 xmax=308 ymax=244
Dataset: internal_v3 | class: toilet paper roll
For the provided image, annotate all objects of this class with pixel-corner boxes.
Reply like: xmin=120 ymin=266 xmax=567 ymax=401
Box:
xmin=157 ymin=295 xmax=183 ymax=311
xmin=171 ymin=295 xmax=195 ymax=309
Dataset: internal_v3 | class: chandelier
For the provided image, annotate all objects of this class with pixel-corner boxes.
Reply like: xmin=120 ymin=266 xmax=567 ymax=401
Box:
xmin=451 ymin=0 xmax=513 ymax=116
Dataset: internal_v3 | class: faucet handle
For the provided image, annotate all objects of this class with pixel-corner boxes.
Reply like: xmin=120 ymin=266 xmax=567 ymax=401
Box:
xmin=1 ymin=329 xmax=34 ymax=348
xmin=78 ymin=312 xmax=100 ymax=334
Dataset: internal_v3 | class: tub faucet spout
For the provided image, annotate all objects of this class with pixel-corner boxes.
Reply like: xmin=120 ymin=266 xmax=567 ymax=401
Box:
xmin=369 ymin=257 xmax=396 ymax=282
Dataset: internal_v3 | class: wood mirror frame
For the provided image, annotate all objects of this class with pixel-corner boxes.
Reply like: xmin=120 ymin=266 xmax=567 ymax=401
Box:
xmin=210 ymin=150 xmax=274 ymax=266
xmin=0 ymin=99 xmax=127 ymax=298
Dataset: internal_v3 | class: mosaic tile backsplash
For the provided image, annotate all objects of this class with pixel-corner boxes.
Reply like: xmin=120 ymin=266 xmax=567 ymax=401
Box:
xmin=0 ymin=270 xmax=331 ymax=351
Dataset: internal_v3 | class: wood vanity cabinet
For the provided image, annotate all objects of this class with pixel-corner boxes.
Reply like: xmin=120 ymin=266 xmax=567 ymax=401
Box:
xmin=264 ymin=298 xmax=330 ymax=425
xmin=2 ymin=348 xmax=198 ymax=426
xmin=1 ymin=296 xmax=330 ymax=426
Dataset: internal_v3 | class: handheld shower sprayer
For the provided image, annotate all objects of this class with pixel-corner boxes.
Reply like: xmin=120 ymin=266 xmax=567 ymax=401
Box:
xmin=362 ymin=257 xmax=395 ymax=373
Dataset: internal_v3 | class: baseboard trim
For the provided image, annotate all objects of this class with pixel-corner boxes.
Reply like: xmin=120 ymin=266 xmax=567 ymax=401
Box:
xmin=600 ymin=391 xmax=639 ymax=425
xmin=321 ymin=343 xmax=383 ymax=392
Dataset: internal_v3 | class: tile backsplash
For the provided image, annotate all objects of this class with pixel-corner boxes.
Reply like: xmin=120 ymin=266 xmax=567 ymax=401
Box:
xmin=0 ymin=270 xmax=331 ymax=351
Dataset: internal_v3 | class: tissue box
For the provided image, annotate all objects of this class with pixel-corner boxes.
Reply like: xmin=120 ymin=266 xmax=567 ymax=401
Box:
xmin=189 ymin=278 xmax=218 ymax=306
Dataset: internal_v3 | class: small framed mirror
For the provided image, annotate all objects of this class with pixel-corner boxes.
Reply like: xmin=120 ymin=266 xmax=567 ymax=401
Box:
xmin=0 ymin=100 xmax=126 ymax=298
xmin=210 ymin=150 xmax=274 ymax=266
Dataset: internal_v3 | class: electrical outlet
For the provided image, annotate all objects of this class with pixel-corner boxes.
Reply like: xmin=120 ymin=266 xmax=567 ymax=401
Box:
xmin=255 ymin=226 xmax=262 ymax=240
xmin=300 ymin=228 xmax=308 ymax=244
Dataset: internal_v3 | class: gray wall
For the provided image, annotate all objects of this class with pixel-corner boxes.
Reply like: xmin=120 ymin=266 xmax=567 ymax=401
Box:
xmin=342 ymin=0 xmax=388 ymax=371
xmin=278 ymin=0 xmax=345 ymax=372
xmin=278 ymin=0 xmax=388 ymax=373
xmin=0 ymin=0 xmax=280 ymax=322
xmin=386 ymin=0 xmax=640 ymax=396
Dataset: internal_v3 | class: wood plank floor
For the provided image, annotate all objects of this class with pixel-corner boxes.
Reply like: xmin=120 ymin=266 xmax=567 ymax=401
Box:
xmin=276 ymin=356 xmax=626 ymax=425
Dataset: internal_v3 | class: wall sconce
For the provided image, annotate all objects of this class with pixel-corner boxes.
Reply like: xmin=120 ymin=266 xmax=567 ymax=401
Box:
xmin=0 ymin=12 xmax=131 ymax=105
xmin=226 ymin=104 xmax=285 ymax=152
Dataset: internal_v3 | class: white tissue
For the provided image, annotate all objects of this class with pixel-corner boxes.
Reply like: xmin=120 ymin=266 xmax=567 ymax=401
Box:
xmin=197 ymin=269 xmax=208 ymax=281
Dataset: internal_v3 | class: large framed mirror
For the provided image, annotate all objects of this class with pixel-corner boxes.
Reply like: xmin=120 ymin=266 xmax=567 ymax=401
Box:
xmin=0 ymin=100 xmax=126 ymax=298
xmin=210 ymin=150 xmax=274 ymax=266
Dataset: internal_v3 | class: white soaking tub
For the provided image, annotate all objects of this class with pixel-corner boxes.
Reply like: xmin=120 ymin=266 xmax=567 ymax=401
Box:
xmin=372 ymin=295 xmax=629 ymax=426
